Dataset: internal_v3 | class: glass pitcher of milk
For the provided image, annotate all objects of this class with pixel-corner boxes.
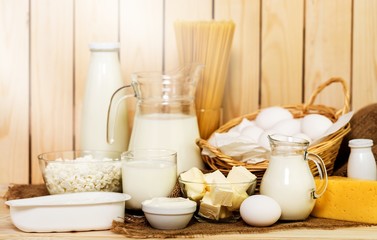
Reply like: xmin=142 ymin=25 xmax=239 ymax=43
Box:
xmin=260 ymin=134 xmax=328 ymax=221
xmin=107 ymin=64 xmax=204 ymax=174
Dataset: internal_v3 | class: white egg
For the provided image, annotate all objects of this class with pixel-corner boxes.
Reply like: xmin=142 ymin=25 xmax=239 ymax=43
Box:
xmin=255 ymin=107 xmax=293 ymax=130
xmin=258 ymin=130 xmax=276 ymax=150
xmin=240 ymin=195 xmax=281 ymax=227
xmin=271 ymin=118 xmax=301 ymax=136
xmin=301 ymin=114 xmax=333 ymax=140
xmin=240 ymin=125 xmax=264 ymax=143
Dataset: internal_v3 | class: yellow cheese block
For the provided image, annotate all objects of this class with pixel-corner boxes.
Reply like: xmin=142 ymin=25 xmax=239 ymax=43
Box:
xmin=311 ymin=176 xmax=377 ymax=224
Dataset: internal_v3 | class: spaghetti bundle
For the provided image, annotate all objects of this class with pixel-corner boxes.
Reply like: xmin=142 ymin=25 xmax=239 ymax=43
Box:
xmin=174 ymin=21 xmax=235 ymax=139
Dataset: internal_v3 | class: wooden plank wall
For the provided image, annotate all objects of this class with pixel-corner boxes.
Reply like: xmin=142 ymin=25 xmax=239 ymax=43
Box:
xmin=1 ymin=0 xmax=376 ymax=184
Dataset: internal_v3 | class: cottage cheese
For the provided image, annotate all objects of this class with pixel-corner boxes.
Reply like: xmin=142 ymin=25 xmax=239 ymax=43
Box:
xmin=43 ymin=155 xmax=122 ymax=194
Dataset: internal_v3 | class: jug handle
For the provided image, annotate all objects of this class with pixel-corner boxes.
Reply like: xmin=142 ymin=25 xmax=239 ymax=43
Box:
xmin=106 ymin=85 xmax=135 ymax=144
xmin=306 ymin=152 xmax=328 ymax=199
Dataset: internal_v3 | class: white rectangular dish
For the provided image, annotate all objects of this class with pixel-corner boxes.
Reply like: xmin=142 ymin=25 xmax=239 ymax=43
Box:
xmin=5 ymin=192 xmax=130 ymax=232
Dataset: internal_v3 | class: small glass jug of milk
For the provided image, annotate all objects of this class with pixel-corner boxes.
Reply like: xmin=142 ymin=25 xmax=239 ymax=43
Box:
xmin=260 ymin=134 xmax=328 ymax=221
xmin=107 ymin=64 xmax=204 ymax=174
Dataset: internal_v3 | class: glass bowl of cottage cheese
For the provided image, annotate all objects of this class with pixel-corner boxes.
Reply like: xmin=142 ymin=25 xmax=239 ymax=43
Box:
xmin=38 ymin=150 xmax=122 ymax=194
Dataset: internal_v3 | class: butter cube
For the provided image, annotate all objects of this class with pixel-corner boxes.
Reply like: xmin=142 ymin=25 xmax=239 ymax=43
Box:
xmin=203 ymin=170 xmax=233 ymax=206
xmin=180 ymin=167 xmax=205 ymax=182
xmin=227 ymin=189 xmax=249 ymax=211
xmin=202 ymin=185 xmax=233 ymax=207
xmin=199 ymin=201 xmax=232 ymax=220
xmin=204 ymin=170 xmax=229 ymax=191
xmin=185 ymin=185 xmax=205 ymax=201
xmin=199 ymin=201 xmax=221 ymax=220
xmin=204 ymin=170 xmax=228 ymax=183
xmin=180 ymin=167 xmax=206 ymax=201
xmin=227 ymin=166 xmax=256 ymax=192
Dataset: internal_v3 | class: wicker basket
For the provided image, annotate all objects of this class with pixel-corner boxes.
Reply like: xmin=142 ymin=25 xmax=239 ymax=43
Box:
xmin=197 ymin=77 xmax=351 ymax=187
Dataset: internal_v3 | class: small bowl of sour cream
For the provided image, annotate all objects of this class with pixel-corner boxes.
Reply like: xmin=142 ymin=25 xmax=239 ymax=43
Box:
xmin=141 ymin=197 xmax=197 ymax=230
xmin=38 ymin=150 xmax=122 ymax=194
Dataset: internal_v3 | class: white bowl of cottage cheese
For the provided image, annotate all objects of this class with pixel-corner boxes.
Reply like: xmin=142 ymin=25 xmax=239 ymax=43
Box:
xmin=38 ymin=150 xmax=122 ymax=194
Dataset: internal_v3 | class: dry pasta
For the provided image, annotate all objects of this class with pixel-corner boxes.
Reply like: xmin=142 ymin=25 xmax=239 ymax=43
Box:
xmin=174 ymin=20 xmax=235 ymax=139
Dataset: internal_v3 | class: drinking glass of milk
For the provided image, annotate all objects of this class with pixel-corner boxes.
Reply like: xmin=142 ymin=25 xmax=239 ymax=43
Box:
xmin=121 ymin=149 xmax=177 ymax=214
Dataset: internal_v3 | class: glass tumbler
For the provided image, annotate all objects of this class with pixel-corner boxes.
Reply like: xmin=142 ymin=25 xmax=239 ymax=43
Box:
xmin=121 ymin=149 xmax=177 ymax=215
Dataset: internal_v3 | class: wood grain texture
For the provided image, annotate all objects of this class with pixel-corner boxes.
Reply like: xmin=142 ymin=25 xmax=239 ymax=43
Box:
xmin=120 ymin=0 xmax=164 ymax=78
xmin=352 ymin=0 xmax=377 ymax=111
xmin=119 ymin=0 xmax=164 ymax=130
xmin=1 ymin=1 xmax=377 ymax=184
xmin=30 ymin=0 xmax=74 ymax=183
xmin=0 ymin=0 xmax=29 ymax=184
xmin=74 ymin=0 xmax=119 ymax=150
xmin=215 ymin=0 xmax=260 ymax=122
xmin=304 ymin=0 xmax=352 ymax=111
xmin=261 ymin=0 xmax=304 ymax=107
xmin=164 ymin=0 xmax=213 ymax=71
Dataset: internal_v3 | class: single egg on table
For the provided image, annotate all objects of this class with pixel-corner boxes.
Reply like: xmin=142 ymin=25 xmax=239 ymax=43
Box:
xmin=240 ymin=195 xmax=281 ymax=227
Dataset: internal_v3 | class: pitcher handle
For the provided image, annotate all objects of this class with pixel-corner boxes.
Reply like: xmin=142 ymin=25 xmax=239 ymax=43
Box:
xmin=107 ymin=85 xmax=135 ymax=144
xmin=307 ymin=152 xmax=328 ymax=199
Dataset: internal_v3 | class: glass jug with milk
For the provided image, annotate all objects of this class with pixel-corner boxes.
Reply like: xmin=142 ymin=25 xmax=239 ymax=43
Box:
xmin=260 ymin=134 xmax=328 ymax=220
xmin=107 ymin=64 xmax=205 ymax=174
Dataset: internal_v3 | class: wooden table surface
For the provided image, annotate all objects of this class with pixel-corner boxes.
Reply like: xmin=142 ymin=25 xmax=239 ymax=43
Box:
xmin=1 ymin=184 xmax=377 ymax=240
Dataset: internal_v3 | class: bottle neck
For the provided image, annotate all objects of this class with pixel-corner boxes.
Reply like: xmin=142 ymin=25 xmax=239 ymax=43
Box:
xmin=91 ymin=50 xmax=119 ymax=58
xmin=350 ymin=146 xmax=372 ymax=152
xmin=89 ymin=50 xmax=121 ymax=70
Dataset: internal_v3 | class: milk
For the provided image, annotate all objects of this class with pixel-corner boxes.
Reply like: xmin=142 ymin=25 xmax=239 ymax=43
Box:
xmin=122 ymin=160 xmax=176 ymax=210
xmin=128 ymin=113 xmax=204 ymax=174
xmin=260 ymin=155 xmax=316 ymax=220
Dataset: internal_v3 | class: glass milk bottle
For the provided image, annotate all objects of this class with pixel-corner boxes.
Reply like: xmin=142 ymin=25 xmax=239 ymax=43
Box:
xmin=347 ymin=139 xmax=377 ymax=180
xmin=81 ymin=42 xmax=129 ymax=152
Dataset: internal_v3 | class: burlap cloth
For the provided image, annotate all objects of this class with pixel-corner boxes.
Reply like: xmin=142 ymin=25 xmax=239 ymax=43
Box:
xmin=4 ymin=184 xmax=375 ymax=239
